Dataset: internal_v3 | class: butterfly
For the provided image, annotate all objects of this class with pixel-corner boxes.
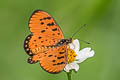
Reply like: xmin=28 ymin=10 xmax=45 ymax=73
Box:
xmin=24 ymin=10 xmax=72 ymax=74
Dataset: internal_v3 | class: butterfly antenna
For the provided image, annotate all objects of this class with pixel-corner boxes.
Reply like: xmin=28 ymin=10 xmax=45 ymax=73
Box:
xmin=72 ymin=24 xmax=86 ymax=38
xmin=79 ymin=39 xmax=90 ymax=44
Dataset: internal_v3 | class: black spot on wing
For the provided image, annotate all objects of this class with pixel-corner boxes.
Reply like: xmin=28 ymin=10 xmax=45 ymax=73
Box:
xmin=53 ymin=61 xmax=65 ymax=65
xmin=57 ymin=61 xmax=65 ymax=65
xmin=52 ymin=33 xmax=55 ymax=35
xmin=41 ymin=41 xmax=44 ymax=43
xmin=35 ymin=45 xmax=37 ymax=47
xmin=59 ymin=52 xmax=65 ymax=54
xmin=48 ymin=55 xmax=53 ymax=57
xmin=52 ymin=28 xmax=57 ymax=31
xmin=41 ymin=30 xmax=45 ymax=33
xmin=43 ymin=17 xmax=51 ymax=20
xmin=52 ymin=60 xmax=56 ymax=62
xmin=38 ymin=36 xmax=42 ymax=39
xmin=47 ymin=22 xmax=54 ymax=26
xmin=47 ymin=17 xmax=52 ymax=20
xmin=58 ymin=33 xmax=60 ymax=35
xmin=40 ymin=17 xmax=52 ymax=21
xmin=41 ymin=22 xmax=44 ymax=25
xmin=57 ymin=56 xmax=64 ymax=59
xmin=41 ymin=45 xmax=44 ymax=47
xmin=40 ymin=19 xmax=42 ymax=21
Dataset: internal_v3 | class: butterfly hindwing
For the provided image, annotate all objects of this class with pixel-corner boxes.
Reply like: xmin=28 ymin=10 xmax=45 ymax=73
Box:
xmin=40 ymin=45 xmax=67 ymax=73
xmin=29 ymin=45 xmax=67 ymax=73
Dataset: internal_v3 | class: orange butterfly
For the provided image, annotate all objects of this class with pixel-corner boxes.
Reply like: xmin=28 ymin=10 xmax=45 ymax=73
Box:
xmin=24 ymin=10 xmax=72 ymax=73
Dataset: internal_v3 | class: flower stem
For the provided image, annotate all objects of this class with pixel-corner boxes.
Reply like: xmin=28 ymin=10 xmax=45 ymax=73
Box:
xmin=67 ymin=70 xmax=72 ymax=80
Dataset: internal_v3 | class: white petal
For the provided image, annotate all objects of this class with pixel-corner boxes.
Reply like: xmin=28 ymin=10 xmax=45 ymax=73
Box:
xmin=72 ymin=39 xmax=80 ymax=53
xmin=64 ymin=62 xmax=79 ymax=72
xmin=64 ymin=65 xmax=71 ymax=72
xmin=74 ymin=63 xmax=79 ymax=72
xmin=68 ymin=43 xmax=75 ymax=50
xmin=75 ymin=48 xmax=95 ymax=63
xmin=89 ymin=50 xmax=95 ymax=57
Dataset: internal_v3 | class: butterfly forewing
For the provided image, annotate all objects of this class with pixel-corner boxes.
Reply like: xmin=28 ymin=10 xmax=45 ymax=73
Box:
xmin=24 ymin=10 xmax=65 ymax=55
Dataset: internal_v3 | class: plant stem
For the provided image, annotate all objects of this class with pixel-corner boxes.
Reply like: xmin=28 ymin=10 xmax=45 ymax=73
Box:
xmin=67 ymin=70 xmax=72 ymax=80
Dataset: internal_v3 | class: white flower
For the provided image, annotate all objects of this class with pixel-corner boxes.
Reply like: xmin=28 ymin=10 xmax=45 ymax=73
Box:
xmin=64 ymin=39 xmax=95 ymax=72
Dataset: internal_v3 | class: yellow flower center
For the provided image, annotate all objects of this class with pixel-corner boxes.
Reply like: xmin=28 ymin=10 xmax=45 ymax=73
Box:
xmin=67 ymin=48 xmax=77 ymax=64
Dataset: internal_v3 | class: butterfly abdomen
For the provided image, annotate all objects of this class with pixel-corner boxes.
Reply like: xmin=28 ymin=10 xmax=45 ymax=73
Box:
xmin=31 ymin=45 xmax=56 ymax=54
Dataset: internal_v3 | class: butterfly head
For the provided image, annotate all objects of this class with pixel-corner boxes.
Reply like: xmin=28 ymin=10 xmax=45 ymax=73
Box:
xmin=66 ymin=38 xmax=73 ymax=44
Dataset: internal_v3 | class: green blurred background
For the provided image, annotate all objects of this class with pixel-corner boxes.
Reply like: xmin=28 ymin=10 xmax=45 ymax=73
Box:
xmin=0 ymin=0 xmax=120 ymax=80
